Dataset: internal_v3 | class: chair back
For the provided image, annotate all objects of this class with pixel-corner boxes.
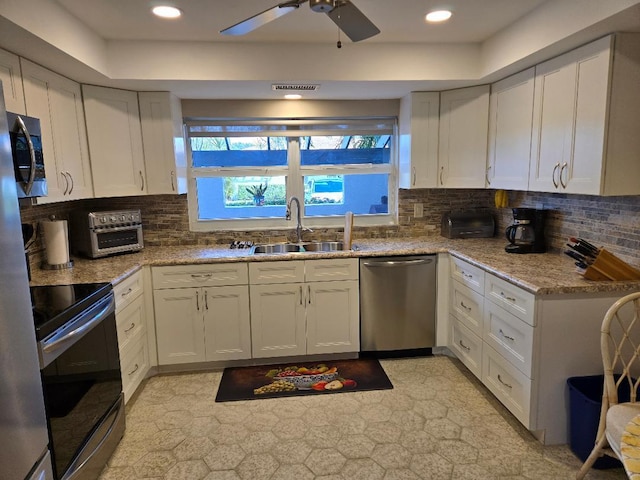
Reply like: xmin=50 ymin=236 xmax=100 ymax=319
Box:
xmin=601 ymin=291 xmax=640 ymax=407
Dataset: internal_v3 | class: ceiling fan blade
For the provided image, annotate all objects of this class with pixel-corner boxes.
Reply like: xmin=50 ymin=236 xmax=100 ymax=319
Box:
xmin=327 ymin=1 xmax=380 ymax=42
xmin=220 ymin=1 xmax=307 ymax=36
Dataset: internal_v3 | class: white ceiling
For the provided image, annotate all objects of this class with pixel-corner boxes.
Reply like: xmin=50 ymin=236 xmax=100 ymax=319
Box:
xmin=54 ymin=0 xmax=547 ymax=44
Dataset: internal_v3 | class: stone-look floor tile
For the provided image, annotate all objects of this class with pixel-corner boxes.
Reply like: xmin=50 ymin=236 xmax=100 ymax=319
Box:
xmin=241 ymin=412 xmax=279 ymax=431
xmin=271 ymin=464 xmax=315 ymax=480
xmin=304 ymin=448 xmax=347 ymax=475
xmin=423 ymin=417 xmax=462 ymax=440
xmin=271 ymin=417 xmax=307 ymax=440
xmin=358 ymin=403 xmax=393 ymax=423
xmin=133 ymin=451 xmax=177 ymax=478
xmin=409 ymin=452 xmax=453 ymax=480
xmin=304 ymin=425 xmax=342 ymax=448
xmin=364 ymin=421 xmax=403 ymax=443
xmin=271 ymin=398 xmax=308 ymax=418
xmin=400 ymin=382 xmax=438 ymax=401
xmin=270 ymin=439 xmax=313 ymax=465
xmin=476 ymin=448 xmax=523 ymax=476
xmin=336 ymin=434 xmax=376 ymax=458
xmin=435 ymin=439 xmax=479 ymax=464
xmin=97 ymin=466 xmax=137 ymax=480
xmin=332 ymin=413 xmax=367 ymax=435
xmin=236 ymin=453 xmax=279 ymax=480
xmin=413 ymin=399 xmax=448 ymax=419
xmin=451 ymin=463 xmax=497 ymax=480
xmin=173 ymin=436 xmax=215 ymax=461
xmin=203 ymin=471 xmax=241 ymax=480
xmin=107 ymin=441 xmax=149 ymax=467
xmin=390 ymin=410 xmax=426 ymax=431
xmin=373 ymin=443 xmax=413 ymax=469
xmin=164 ymin=460 xmax=210 ymax=480
xmin=299 ymin=408 xmax=333 ymax=427
xmin=215 ymin=405 xmax=250 ymax=424
xmin=382 ymin=468 xmax=422 ymax=480
xmin=400 ymin=430 xmax=438 ymax=454
xmin=203 ymin=444 xmax=246 ymax=471
xmin=519 ymin=457 xmax=575 ymax=479
xmin=239 ymin=430 xmax=279 ymax=453
xmin=341 ymin=458 xmax=386 ymax=480
xmin=188 ymin=416 xmax=221 ymax=437
xmin=208 ymin=423 xmax=249 ymax=445
xmin=148 ymin=429 xmax=187 ymax=451
xmin=156 ymin=410 xmax=194 ymax=430
xmin=381 ymin=392 xmax=415 ymax=411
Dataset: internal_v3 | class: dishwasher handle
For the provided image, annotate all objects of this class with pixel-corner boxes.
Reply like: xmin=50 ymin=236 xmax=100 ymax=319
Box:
xmin=362 ymin=258 xmax=433 ymax=267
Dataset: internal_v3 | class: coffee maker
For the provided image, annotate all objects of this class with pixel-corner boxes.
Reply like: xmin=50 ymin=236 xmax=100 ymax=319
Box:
xmin=505 ymin=208 xmax=546 ymax=254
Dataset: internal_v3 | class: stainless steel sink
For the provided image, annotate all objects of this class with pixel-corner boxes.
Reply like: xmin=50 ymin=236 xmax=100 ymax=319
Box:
xmin=251 ymin=241 xmax=346 ymax=254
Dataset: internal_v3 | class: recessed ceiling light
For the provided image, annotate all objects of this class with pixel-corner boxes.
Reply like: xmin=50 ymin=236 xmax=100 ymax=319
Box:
xmin=425 ymin=10 xmax=452 ymax=23
xmin=152 ymin=6 xmax=182 ymax=18
xmin=284 ymin=94 xmax=302 ymax=100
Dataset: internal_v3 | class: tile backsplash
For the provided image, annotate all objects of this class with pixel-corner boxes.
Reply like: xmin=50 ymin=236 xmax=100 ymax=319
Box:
xmin=19 ymin=189 xmax=640 ymax=267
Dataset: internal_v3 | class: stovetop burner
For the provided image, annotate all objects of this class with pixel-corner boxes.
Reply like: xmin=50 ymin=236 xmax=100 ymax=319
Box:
xmin=30 ymin=283 xmax=113 ymax=340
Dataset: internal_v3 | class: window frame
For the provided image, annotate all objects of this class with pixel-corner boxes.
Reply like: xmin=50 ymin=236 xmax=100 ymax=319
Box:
xmin=185 ymin=117 xmax=398 ymax=232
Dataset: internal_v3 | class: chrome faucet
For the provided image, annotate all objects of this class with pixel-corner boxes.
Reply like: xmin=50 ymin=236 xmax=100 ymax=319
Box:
xmin=285 ymin=196 xmax=310 ymax=243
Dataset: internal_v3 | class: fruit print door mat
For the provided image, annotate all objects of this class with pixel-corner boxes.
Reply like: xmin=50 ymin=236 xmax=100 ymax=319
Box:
xmin=215 ymin=358 xmax=393 ymax=402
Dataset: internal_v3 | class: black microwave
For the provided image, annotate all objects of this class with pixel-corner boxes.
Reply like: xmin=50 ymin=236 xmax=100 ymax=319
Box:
xmin=7 ymin=112 xmax=47 ymax=198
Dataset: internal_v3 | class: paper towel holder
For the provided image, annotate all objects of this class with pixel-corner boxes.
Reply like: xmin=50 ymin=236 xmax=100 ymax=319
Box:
xmin=40 ymin=215 xmax=74 ymax=270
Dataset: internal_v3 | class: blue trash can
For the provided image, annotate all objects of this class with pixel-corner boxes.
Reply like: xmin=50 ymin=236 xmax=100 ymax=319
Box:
xmin=567 ymin=375 xmax=625 ymax=469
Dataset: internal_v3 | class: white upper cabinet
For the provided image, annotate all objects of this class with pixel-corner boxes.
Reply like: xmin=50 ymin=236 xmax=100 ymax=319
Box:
xmin=138 ymin=92 xmax=187 ymax=195
xmin=0 ymin=48 xmax=25 ymax=114
xmin=438 ymin=85 xmax=490 ymax=188
xmin=21 ymin=59 xmax=93 ymax=202
xmin=398 ymin=92 xmax=440 ymax=189
xmin=529 ymin=34 xmax=640 ymax=195
xmin=487 ymin=68 xmax=535 ymax=191
xmin=83 ymin=85 xmax=147 ymax=197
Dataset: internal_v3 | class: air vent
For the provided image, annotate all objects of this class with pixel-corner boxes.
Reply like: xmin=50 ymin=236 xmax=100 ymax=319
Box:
xmin=272 ymin=84 xmax=320 ymax=92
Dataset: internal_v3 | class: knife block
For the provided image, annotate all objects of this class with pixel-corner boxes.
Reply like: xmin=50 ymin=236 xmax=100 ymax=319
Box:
xmin=583 ymin=249 xmax=640 ymax=281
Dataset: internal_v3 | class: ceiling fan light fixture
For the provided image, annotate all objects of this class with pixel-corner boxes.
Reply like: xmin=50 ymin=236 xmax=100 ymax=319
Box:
xmin=425 ymin=9 xmax=452 ymax=23
xmin=309 ymin=0 xmax=335 ymax=13
xmin=152 ymin=5 xmax=182 ymax=18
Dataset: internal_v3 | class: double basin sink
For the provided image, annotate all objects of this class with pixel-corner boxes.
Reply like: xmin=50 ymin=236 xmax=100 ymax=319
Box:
xmin=252 ymin=241 xmax=345 ymax=254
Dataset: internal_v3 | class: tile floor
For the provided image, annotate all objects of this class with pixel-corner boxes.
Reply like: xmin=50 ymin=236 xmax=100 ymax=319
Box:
xmin=98 ymin=355 xmax=626 ymax=480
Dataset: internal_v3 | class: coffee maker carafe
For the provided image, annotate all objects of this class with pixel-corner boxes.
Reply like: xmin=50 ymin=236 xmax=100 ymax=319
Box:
xmin=505 ymin=208 xmax=546 ymax=254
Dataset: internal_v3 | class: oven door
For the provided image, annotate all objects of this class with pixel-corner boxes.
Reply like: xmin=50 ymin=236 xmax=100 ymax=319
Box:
xmin=39 ymin=293 xmax=125 ymax=480
xmin=90 ymin=225 xmax=143 ymax=258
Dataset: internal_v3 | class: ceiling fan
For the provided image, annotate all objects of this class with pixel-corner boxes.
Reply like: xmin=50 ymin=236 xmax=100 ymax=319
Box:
xmin=220 ymin=0 xmax=380 ymax=43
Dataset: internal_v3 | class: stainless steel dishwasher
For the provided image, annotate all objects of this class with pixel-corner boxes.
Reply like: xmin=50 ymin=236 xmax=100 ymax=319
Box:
xmin=359 ymin=255 xmax=436 ymax=356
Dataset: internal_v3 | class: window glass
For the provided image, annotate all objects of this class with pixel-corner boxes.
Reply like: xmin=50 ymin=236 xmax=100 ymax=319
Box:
xmin=304 ymin=174 xmax=389 ymax=216
xmin=300 ymin=135 xmax=390 ymax=166
xmin=191 ymin=136 xmax=287 ymax=168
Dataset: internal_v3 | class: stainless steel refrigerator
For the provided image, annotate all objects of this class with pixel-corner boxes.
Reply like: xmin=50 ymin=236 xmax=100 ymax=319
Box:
xmin=0 ymin=85 xmax=53 ymax=478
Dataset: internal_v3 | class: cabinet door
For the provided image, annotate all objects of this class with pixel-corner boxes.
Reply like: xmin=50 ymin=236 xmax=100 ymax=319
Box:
xmin=0 ymin=48 xmax=25 ymax=114
xmin=139 ymin=91 xmax=187 ymax=195
xmin=398 ymin=92 xmax=439 ymax=188
xmin=250 ymin=283 xmax=306 ymax=358
xmin=203 ymin=285 xmax=251 ymax=361
xmin=153 ymin=288 xmax=205 ymax=365
xmin=487 ymin=68 xmax=534 ymax=190
xmin=306 ymin=280 xmax=360 ymax=355
xmin=21 ymin=60 xmax=93 ymax=202
xmin=83 ymin=85 xmax=146 ymax=197
xmin=438 ymin=85 xmax=490 ymax=188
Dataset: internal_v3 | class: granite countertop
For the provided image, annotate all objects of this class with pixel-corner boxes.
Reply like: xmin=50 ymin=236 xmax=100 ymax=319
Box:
xmin=29 ymin=237 xmax=640 ymax=296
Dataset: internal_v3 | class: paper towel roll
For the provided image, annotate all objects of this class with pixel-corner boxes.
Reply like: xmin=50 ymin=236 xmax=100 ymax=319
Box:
xmin=42 ymin=219 xmax=70 ymax=266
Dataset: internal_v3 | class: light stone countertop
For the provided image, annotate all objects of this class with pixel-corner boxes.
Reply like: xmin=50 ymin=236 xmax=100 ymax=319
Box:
xmin=30 ymin=236 xmax=640 ymax=296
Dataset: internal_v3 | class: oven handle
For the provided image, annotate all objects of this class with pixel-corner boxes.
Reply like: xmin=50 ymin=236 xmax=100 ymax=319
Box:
xmin=91 ymin=224 xmax=142 ymax=233
xmin=41 ymin=294 xmax=115 ymax=357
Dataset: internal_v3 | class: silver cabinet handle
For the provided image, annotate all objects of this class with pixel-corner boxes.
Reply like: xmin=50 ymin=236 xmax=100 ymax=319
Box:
xmin=61 ymin=172 xmax=69 ymax=195
xmin=139 ymin=170 xmax=145 ymax=191
xmin=559 ymin=162 xmax=568 ymax=188
xmin=461 ymin=271 xmax=473 ymax=279
xmin=552 ymin=163 xmax=560 ymax=188
xmin=299 ymin=286 xmax=303 ymax=305
xmin=171 ymin=170 xmax=176 ymax=191
xmin=191 ymin=273 xmax=213 ymax=279
xmin=124 ymin=322 xmax=136 ymax=333
xmin=121 ymin=287 xmax=133 ymax=298
xmin=500 ymin=291 xmax=516 ymax=302
xmin=13 ymin=116 xmax=37 ymax=195
xmin=497 ymin=374 xmax=513 ymax=389
xmin=458 ymin=339 xmax=471 ymax=351
xmin=204 ymin=290 xmax=209 ymax=310
xmin=308 ymin=285 xmax=311 ymax=305
xmin=460 ymin=301 xmax=472 ymax=312
xmin=67 ymin=171 xmax=74 ymax=195
xmin=486 ymin=165 xmax=491 ymax=186
xmin=439 ymin=165 xmax=444 ymax=186
xmin=412 ymin=166 xmax=416 ymax=186
xmin=196 ymin=291 xmax=200 ymax=311
xmin=128 ymin=363 xmax=139 ymax=376
xmin=499 ymin=329 xmax=514 ymax=341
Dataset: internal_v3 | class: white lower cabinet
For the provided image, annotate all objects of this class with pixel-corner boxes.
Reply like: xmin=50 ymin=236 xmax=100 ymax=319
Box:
xmin=249 ymin=259 xmax=360 ymax=359
xmin=449 ymin=315 xmax=482 ymax=378
xmin=152 ymin=264 xmax=251 ymax=365
xmin=114 ymin=270 xmax=149 ymax=403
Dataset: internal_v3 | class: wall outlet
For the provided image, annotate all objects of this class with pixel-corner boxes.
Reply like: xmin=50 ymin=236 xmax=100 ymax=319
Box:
xmin=414 ymin=203 xmax=424 ymax=218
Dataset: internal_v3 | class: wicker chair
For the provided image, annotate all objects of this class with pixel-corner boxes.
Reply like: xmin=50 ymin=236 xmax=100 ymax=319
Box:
xmin=577 ymin=291 xmax=640 ymax=479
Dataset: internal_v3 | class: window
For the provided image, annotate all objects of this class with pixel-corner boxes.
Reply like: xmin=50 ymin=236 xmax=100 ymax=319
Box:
xmin=186 ymin=119 xmax=396 ymax=231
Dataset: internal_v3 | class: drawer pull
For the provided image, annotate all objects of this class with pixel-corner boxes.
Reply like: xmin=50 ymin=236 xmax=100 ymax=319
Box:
xmin=458 ymin=339 xmax=471 ymax=351
xmin=128 ymin=363 xmax=139 ymax=376
xmin=460 ymin=301 xmax=472 ymax=311
xmin=121 ymin=287 xmax=133 ymax=297
xmin=124 ymin=322 xmax=136 ymax=333
xmin=461 ymin=271 xmax=473 ymax=279
xmin=500 ymin=291 xmax=516 ymax=302
xmin=497 ymin=374 xmax=513 ymax=389
xmin=191 ymin=273 xmax=213 ymax=279
xmin=499 ymin=329 xmax=514 ymax=341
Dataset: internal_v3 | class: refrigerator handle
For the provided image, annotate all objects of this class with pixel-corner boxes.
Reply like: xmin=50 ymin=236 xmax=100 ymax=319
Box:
xmin=14 ymin=116 xmax=37 ymax=195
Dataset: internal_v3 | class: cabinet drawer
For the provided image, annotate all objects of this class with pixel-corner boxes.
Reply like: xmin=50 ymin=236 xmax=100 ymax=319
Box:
xmin=450 ymin=279 xmax=484 ymax=337
xmin=305 ymin=258 xmax=359 ymax=282
xmin=450 ymin=315 xmax=482 ymax=379
xmin=116 ymin=294 xmax=146 ymax=354
xmin=450 ymin=256 xmax=485 ymax=294
xmin=153 ymin=263 xmax=248 ymax=288
xmin=482 ymin=345 xmax=531 ymax=428
xmin=483 ymin=301 xmax=534 ymax=377
xmin=120 ymin=336 xmax=149 ymax=404
xmin=249 ymin=261 xmax=304 ymax=284
xmin=484 ymin=273 xmax=535 ymax=326
xmin=113 ymin=269 xmax=143 ymax=312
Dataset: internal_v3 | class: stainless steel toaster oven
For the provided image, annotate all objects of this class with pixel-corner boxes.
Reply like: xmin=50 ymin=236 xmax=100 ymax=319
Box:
xmin=70 ymin=210 xmax=143 ymax=258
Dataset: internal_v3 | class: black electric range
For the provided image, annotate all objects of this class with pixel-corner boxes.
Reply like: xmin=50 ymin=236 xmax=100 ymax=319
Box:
xmin=30 ymin=282 xmax=113 ymax=340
